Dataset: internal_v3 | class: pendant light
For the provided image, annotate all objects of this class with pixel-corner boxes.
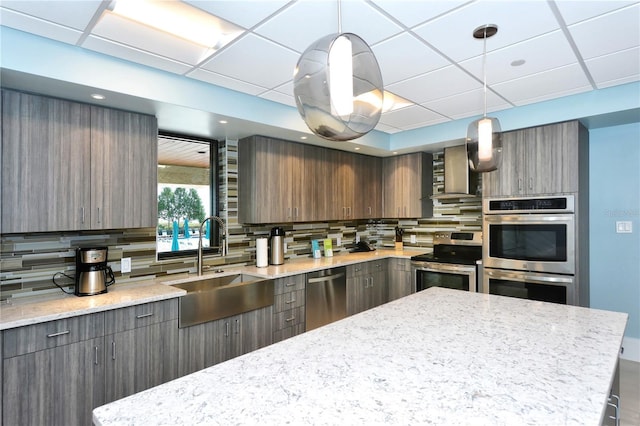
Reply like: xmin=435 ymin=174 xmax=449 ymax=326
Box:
xmin=467 ymin=24 xmax=502 ymax=173
xmin=293 ymin=0 xmax=383 ymax=141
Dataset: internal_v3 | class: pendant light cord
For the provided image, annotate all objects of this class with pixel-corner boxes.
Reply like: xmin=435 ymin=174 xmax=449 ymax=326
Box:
xmin=482 ymin=26 xmax=487 ymax=119
xmin=337 ymin=0 xmax=342 ymax=33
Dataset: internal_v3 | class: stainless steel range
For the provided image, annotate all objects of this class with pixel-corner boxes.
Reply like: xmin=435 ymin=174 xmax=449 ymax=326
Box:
xmin=411 ymin=231 xmax=482 ymax=293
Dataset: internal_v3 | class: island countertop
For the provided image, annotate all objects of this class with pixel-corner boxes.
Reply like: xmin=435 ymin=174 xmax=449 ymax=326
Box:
xmin=93 ymin=288 xmax=627 ymax=426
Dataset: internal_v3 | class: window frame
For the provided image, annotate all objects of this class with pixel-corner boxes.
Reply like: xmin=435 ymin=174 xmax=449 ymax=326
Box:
xmin=156 ymin=131 xmax=220 ymax=260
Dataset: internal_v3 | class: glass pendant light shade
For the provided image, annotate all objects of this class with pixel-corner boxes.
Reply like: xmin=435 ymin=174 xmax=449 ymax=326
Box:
xmin=293 ymin=33 xmax=383 ymax=141
xmin=466 ymin=116 xmax=502 ymax=172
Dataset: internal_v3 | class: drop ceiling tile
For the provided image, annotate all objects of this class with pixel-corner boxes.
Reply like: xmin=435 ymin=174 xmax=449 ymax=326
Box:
xmin=378 ymin=104 xmax=446 ymax=129
xmin=184 ymin=0 xmax=290 ymax=29
xmin=493 ymin=63 xmax=592 ymax=106
xmin=422 ymin=88 xmax=511 ymax=120
xmin=387 ymin=65 xmax=481 ymax=105
xmin=555 ymin=0 xmax=638 ymax=25
xmin=91 ymin=13 xmax=209 ymax=65
xmin=413 ymin=0 xmax=559 ymax=62
xmin=459 ymin=30 xmax=577 ymax=84
xmin=369 ymin=0 xmax=470 ymax=28
xmin=188 ymin=68 xmax=266 ymax=96
xmin=253 ymin=1 xmax=337 ymax=53
xmin=586 ymin=47 xmax=640 ymax=88
xmin=374 ymin=121 xmax=402 ymax=133
xmin=0 ymin=7 xmax=84 ymax=45
xmin=568 ymin=4 xmax=640 ymax=60
xmin=259 ymin=90 xmax=295 ymax=107
xmin=0 ymin=0 xmax=102 ymax=31
xmin=372 ymin=33 xmax=451 ymax=85
xmin=273 ymin=80 xmax=294 ymax=96
xmin=83 ymin=35 xmax=193 ymax=75
xmin=338 ymin=1 xmax=405 ymax=45
xmin=200 ymin=34 xmax=299 ymax=88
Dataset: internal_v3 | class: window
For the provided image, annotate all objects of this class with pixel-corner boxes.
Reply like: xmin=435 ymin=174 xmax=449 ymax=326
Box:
xmin=157 ymin=133 xmax=219 ymax=259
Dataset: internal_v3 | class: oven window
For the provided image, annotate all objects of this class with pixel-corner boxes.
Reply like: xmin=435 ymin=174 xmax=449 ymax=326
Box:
xmin=489 ymin=224 xmax=567 ymax=262
xmin=417 ymin=270 xmax=471 ymax=292
xmin=488 ymin=279 xmax=567 ymax=304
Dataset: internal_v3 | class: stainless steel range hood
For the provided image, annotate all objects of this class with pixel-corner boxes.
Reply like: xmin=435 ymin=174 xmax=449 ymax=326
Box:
xmin=432 ymin=145 xmax=479 ymax=199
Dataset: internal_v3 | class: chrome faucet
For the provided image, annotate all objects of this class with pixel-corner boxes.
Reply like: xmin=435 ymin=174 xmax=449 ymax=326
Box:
xmin=197 ymin=216 xmax=227 ymax=276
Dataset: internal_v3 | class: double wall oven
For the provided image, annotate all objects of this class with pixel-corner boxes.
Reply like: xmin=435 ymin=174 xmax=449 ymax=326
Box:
xmin=482 ymin=195 xmax=577 ymax=305
xmin=411 ymin=232 xmax=482 ymax=293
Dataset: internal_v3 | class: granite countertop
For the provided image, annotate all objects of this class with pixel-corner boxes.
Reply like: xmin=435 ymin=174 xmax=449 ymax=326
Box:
xmin=0 ymin=249 xmax=424 ymax=330
xmin=93 ymin=287 xmax=628 ymax=426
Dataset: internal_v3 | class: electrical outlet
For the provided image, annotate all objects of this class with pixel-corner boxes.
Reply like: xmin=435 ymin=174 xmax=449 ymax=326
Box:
xmin=121 ymin=257 xmax=131 ymax=273
xmin=284 ymin=242 xmax=288 ymax=253
xmin=355 ymin=233 xmax=360 ymax=243
xmin=410 ymin=234 xmax=417 ymax=244
xmin=616 ymin=221 xmax=633 ymax=233
xmin=337 ymin=237 xmax=342 ymax=246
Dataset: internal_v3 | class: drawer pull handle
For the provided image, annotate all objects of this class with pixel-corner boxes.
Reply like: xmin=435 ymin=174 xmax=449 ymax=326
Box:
xmin=47 ymin=330 xmax=70 ymax=338
xmin=285 ymin=316 xmax=295 ymax=322
xmin=136 ymin=312 xmax=154 ymax=319
xmin=285 ymin=298 xmax=295 ymax=304
xmin=112 ymin=341 xmax=116 ymax=360
xmin=94 ymin=346 xmax=99 ymax=365
xmin=285 ymin=282 xmax=296 ymax=287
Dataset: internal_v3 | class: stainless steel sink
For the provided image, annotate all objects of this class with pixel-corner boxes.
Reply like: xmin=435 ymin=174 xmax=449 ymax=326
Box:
xmin=171 ymin=274 xmax=274 ymax=328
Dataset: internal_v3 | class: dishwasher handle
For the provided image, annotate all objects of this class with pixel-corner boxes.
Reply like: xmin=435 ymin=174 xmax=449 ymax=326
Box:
xmin=307 ymin=273 xmax=345 ymax=284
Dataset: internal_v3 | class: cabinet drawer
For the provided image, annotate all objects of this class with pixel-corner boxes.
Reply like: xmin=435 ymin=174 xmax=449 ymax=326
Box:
xmin=274 ymin=289 xmax=305 ymax=313
xmin=274 ymin=274 xmax=305 ymax=295
xmin=273 ymin=324 xmax=305 ymax=344
xmin=389 ymin=258 xmax=411 ymax=272
xmin=348 ymin=261 xmax=385 ymax=278
xmin=273 ymin=306 xmax=305 ymax=332
xmin=105 ymin=299 xmax=179 ymax=334
xmin=3 ymin=312 xmax=105 ymax=358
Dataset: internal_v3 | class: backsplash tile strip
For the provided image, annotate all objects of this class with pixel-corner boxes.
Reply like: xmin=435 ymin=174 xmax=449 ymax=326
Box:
xmin=1 ymin=148 xmax=481 ymax=300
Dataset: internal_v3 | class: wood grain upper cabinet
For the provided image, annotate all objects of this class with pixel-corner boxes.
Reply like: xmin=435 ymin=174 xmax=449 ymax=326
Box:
xmin=383 ymin=152 xmax=433 ymax=218
xmin=483 ymin=121 xmax=585 ymax=197
xmin=353 ymin=154 xmax=382 ymax=219
xmin=1 ymin=90 xmax=92 ymax=232
xmin=238 ymin=136 xmax=299 ymax=223
xmin=90 ymin=106 xmax=158 ymax=229
xmin=1 ymin=90 xmax=158 ymax=233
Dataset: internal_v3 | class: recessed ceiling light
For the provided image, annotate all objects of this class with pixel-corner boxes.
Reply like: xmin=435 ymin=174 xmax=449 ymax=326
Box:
xmin=354 ymin=147 xmax=361 ymax=151
xmin=91 ymin=93 xmax=105 ymax=100
xmin=300 ymin=136 xmax=307 ymax=140
xmin=393 ymin=151 xmax=398 ymax=154
xmin=219 ymin=120 xmax=228 ymax=124
xmin=511 ymin=59 xmax=526 ymax=67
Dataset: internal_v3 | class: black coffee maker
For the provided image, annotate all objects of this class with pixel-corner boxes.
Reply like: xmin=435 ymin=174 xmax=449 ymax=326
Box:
xmin=75 ymin=247 xmax=115 ymax=296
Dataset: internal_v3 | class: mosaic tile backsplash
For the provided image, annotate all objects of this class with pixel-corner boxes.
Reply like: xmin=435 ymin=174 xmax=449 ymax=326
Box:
xmin=1 ymin=146 xmax=481 ymax=301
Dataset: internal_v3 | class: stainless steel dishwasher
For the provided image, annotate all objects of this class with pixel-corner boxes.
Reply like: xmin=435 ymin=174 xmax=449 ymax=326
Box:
xmin=305 ymin=267 xmax=347 ymax=331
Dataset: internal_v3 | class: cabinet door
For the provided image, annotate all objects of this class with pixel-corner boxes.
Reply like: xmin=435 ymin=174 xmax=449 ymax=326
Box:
xmin=383 ymin=153 xmax=432 ymax=218
xmin=90 ymin=107 xmax=158 ymax=229
xmin=2 ymin=338 xmax=105 ymax=426
xmin=240 ymin=306 xmax=273 ymax=355
xmin=332 ymin=150 xmax=356 ymax=220
xmin=388 ymin=258 xmax=413 ymax=301
xmin=354 ymin=155 xmax=382 ymax=219
xmin=1 ymin=90 xmax=91 ymax=232
xmin=483 ymin=129 xmax=520 ymax=197
xmin=528 ymin=122 xmax=579 ymax=195
xmin=383 ymin=156 xmax=403 ymax=218
xmin=299 ymin=144 xmax=328 ymax=222
xmin=105 ymin=320 xmax=178 ymax=403
xmin=346 ymin=275 xmax=367 ymax=316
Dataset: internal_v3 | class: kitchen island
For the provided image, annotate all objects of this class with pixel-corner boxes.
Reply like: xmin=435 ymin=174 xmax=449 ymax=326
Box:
xmin=93 ymin=288 xmax=627 ymax=425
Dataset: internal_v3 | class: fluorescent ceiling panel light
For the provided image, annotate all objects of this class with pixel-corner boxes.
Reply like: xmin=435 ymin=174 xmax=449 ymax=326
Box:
xmin=108 ymin=0 xmax=240 ymax=48
xmin=355 ymin=90 xmax=413 ymax=113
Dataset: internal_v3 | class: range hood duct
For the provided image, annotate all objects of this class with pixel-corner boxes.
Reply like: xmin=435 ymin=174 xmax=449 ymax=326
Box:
xmin=432 ymin=145 xmax=479 ymax=199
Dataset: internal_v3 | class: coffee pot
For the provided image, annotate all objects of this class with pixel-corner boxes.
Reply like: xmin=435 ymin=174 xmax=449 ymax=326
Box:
xmin=75 ymin=247 xmax=115 ymax=296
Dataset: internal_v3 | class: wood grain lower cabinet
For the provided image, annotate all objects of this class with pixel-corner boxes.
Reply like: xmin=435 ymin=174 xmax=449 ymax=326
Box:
xmin=104 ymin=300 xmax=179 ymax=403
xmin=346 ymin=261 xmax=387 ymax=316
xmin=1 ymin=300 xmax=180 ymax=426
xmin=2 ymin=313 xmax=106 ymax=426
xmin=178 ymin=306 xmax=273 ymax=377
xmin=272 ymin=274 xmax=306 ymax=343
xmin=388 ymin=258 xmax=414 ymax=301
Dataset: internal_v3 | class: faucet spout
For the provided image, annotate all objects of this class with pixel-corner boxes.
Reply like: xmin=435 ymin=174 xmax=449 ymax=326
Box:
xmin=197 ymin=216 xmax=227 ymax=276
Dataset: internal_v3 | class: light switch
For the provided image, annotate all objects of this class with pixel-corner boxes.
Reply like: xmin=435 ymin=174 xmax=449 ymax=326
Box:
xmin=121 ymin=257 xmax=132 ymax=273
xmin=616 ymin=221 xmax=633 ymax=233
xmin=410 ymin=234 xmax=417 ymax=244
xmin=355 ymin=233 xmax=360 ymax=243
xmin=336 ymin=237 xmax=342 ymax=246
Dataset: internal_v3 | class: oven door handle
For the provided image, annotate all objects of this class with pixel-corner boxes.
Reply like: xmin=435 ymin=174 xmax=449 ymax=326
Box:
xmin=413 ymin=264 xmax=474 ymax=275
xmin=486 ymin=269 xmax=573 ymax=285
xmin=484 ymin=214 xmax=574 ymax=223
